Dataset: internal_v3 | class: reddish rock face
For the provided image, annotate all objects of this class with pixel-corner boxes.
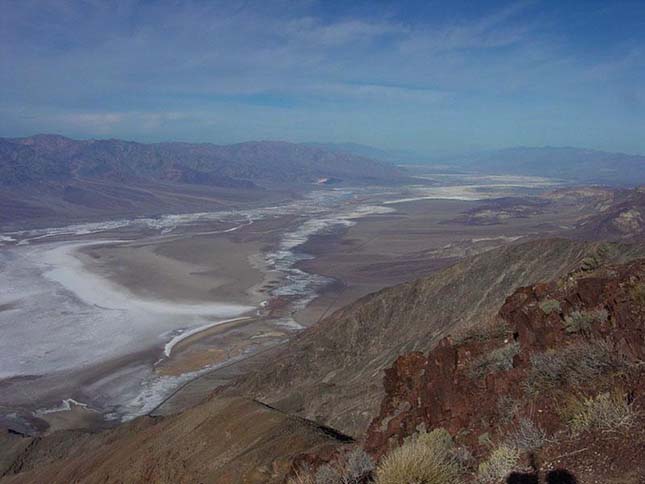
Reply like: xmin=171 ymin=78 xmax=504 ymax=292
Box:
xmin=365 ymin=259 xmax=645 ymax=462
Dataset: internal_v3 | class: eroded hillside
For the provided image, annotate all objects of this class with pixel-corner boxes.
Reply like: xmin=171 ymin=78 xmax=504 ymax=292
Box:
xmin=230 ymin=239 xmax=645 ymax=436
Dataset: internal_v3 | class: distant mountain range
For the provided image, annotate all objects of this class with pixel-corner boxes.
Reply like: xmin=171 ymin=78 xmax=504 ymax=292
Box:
xmin=304 ymin=142 xmax=432 ymax=164
xmin=312 ymin=143 xmax=645 ymax=185
xmin=0 ymin=135 xmax=405 ymax=227
xmin=1 ymin=135 xmax=403 ymax=187
xmin=452 ymin=146 xmax=645 ymax=185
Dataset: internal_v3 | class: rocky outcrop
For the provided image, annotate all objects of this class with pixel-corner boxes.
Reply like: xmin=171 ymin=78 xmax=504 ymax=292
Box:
xmin=364 ymin=258 xmax=645 ymax=482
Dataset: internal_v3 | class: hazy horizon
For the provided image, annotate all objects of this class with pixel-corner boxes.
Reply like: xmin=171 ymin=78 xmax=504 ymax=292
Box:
xmin=2 ymin=0 xmax=645 ymax=155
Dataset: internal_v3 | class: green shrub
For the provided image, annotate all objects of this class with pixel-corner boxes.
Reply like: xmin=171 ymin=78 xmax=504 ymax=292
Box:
xmin=564 ymin=391 xmax=636 ymax=435
xmin=477 ymin=445 xmax=520 ymax=483
xmin=468 ymin=342 xmax=519 ymax=379
xmin=539 ymin=299 xmax=561 ymax=314
xmin=525 ymin=340 xmax=626 ymax=393
xmin=563 ymin=308 xmax=608 ymax=333
xmin=375 ymin=428 xmax=463 ymax=484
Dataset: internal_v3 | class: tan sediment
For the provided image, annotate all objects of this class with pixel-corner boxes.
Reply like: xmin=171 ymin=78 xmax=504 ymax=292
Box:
xmin=77 ymin=233 xmax=267 ymax=306
xmin=156 ymin=316 xmax=289 ymax=377
xmin=37 ymin=403 xmax=105 ymax=434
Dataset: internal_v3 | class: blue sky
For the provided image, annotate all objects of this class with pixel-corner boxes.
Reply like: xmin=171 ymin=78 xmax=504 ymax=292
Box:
xmin=1 ymin=0 xmax=644 ymax=155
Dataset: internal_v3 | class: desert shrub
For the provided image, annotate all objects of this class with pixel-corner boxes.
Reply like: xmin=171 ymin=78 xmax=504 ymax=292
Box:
xmin=630 ymin=282 xmax=645 ymax=306
xmin=562 ymin=308 xmax=608 ymax=334
xmin=451 ymin=446 xmax=475 ymax=469
xmin=564 ymin=391 xmax=636 ymax=434
xmin=595 ymin=243 xmax=616 ymax=259
xmin=288 ymin=465 xmax=316 ymax=484
xmin=477 ymin=432 xmax=493 ymax=448
xmin=580 ymin=255 xmax=600 ymax=271
xmin=539 ymin=299 xmax=561 ymax=314
xmin=452 ymin=320 xmax=512 ymax=345
xmin=468 ymin=342 xmax=519 ymax=379
xmin=525 ymin=340 xmax=626 ymax=393
xmin=496 ymin=395 xmax=520 ymax=424
xmin=477 ymin=445 xmax=520 ymax=483
xmin=311 ymin=448 xmax=375 ymax=484
xmin=342 ymin=448 xmax=375 ymax=483
xmin=315 ymin=464 xmax=341 ymax=484
xmin=375 ymin=428 xmax=463 ymax=484
xmin=506 ymin=418 xmax=547 ymax=451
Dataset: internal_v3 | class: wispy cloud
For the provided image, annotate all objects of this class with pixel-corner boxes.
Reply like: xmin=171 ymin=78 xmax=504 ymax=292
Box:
xmin=1 ymin=0 xmax=644 ymax=153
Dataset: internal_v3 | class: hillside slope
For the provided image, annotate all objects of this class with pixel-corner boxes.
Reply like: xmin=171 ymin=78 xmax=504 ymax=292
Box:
xmin=0 ymin=397 xmax=350 ymax=484
xmin=230 ymin=239 xmax=645 ymax=436
xmin=573 ymin=186 xmax=645 ymax=240
xmin=363 ymin=257 xmax=645 ymax=483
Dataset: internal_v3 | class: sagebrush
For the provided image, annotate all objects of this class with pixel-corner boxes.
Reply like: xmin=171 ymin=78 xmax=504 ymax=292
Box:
xmin=477 ymin=445 xmax=520 ymax=483
xmin=564 ymin=391 xmax=636 ymax=434
xmin=452 ymin=320 xmax=512 ymax=345
xmin=506 ymin=418 xmax=547 ymax=451
xmin=539 ymin=299 xmax=561 ymax=314
xmin=525 ymin=340 xmax=627 ymax=393
xmin=468 ymin=342 xmax=519 ymax=379
xmin=289 ymin=448 xmax=374 ymax=484
xmin=563 ymin=308 xmax=608 ymax=334
xmin=375 ymin=428 xmax=463 ymax=484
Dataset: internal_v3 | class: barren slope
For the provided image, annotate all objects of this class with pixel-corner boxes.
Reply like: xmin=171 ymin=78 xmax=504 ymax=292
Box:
xmin=0 ymin=397 xmax=350 ymax=484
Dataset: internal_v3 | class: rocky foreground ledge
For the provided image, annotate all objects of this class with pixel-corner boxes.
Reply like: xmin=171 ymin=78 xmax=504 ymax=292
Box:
xmin=361 ymin=257 xmax=645 ymax=482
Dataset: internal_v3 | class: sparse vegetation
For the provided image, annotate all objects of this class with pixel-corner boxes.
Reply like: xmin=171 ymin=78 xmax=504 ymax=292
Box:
xmin=564 ymin=391 xmax=636 ymax=434
xmin=375 ymin=428 xmax=463 ymax=484
xmin=315 ymin=464 xmax=341 ymax=484
xmin=507 ymin=418 xmax=547 ymax=451
xmin=539 ymin=298 xmax=561 ymax=314
xmin=497 ymin=395 xmax=520 ymax=424
xmin=312 ymin=448 xmax=375 ymax=484
xmin=288 ymin=465 xmax=315 ymax=484
xmin=468 ymin=342 xmax=519 ymax=379
xmin=288 ymin=448 xmax=374 ymax=484
xmin=525 ymin=340 xmax=627 ymax=393
xmin=580 ymin=254 xmax=601 ymax=271
xmin=562 ymin=308 xmax=608 ymax=333
xmin=595 ymin=243 xmax=613 ymax=258
xmin=452 ymin=320 xmax=512 ymax=346
xmin=630 ymin=282 xmax=645 ymax=306
xmin=477 ymin=445 xmax=520 ymax=483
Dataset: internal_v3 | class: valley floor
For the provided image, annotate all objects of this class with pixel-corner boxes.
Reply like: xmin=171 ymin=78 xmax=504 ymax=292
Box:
xmin=0 ymin=175 xmax=610 ymax=435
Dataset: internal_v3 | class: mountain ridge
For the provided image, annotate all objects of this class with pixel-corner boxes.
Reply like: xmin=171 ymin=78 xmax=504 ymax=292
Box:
xmin=0 ymin=134 xmax=405 ymax=227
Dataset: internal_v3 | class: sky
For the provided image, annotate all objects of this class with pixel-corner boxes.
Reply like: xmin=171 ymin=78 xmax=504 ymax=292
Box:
xmin=1 ymin=0 xmax=645 ymax=155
